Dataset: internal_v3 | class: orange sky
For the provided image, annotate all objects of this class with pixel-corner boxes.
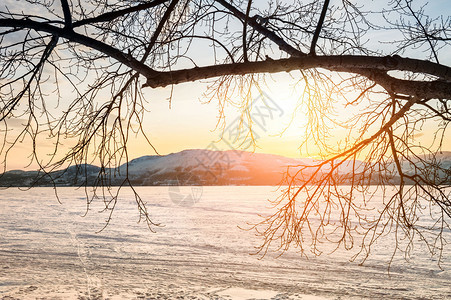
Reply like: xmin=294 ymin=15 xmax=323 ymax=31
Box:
xmin=2 ymin=1 xmax=450 ymax=171
xmin=4 ymin=70 xmax=451 ymax=171
xmin=5 ymin=72 xmax=310 ymax=170
xmin=115 ymin=73 xmax=311 ymax=160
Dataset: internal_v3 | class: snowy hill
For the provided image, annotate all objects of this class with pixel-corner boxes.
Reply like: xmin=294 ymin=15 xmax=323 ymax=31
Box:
xmin=117 ymin=149 xmax=314 ymax=185
xmin=0 ymin=149 xmax=450 ymax=187
xmin=0 ymin=150 xmax=310 ymax=187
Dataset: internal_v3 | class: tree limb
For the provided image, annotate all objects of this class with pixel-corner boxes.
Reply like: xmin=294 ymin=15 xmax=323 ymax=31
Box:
xmin=1 ymin=17 xmax=449 ymax=100
xmin=242 ymin=0 xmax=253 ymax=62
xmin=143 ymin=0 xmax=180 ymax=61
xmin=144 ymin=55 xmax=451 ymax=100
xmin=60 ymin=0 xmax=73 ymax=30
xmin=215 ymin=0 xmax=306 ymax=57
xmin=310 ymin=0 xmax=330 ymax=55
xmin=0 ymin=18 xmax=159 ymax=78
xmin=72 ymin=0 xmax=170 ymax=28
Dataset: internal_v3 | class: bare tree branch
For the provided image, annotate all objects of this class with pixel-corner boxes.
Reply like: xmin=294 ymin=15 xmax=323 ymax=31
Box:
xmin=72 ymin=0 xmax=170 ymax=28
xmin=0 ymin=18 xmax=159 ymax=78
xmin=60 ymin=0 xmax=73 ymax=30
xmin=144 ymin=56 xmax=451 ymax=100
xmin=215 ymin=0 xmax=306 ymax=57
xmin=310 ymin=0 xmax=330 ymax=55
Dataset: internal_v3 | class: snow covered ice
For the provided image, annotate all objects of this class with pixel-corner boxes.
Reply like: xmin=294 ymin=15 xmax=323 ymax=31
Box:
xmin=0 ymin=186 xmax=450 ymax=299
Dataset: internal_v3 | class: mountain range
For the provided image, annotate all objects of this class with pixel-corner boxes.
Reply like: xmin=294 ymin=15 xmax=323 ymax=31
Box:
xmin=0 ymin=149 xmax=450 ymax=187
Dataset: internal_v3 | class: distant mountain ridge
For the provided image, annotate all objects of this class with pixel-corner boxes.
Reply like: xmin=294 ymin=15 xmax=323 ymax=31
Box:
xmin=1 ymin=149 xmax=450 ymax=187
xmin=0 ymin=150 xmax=309 ymax=187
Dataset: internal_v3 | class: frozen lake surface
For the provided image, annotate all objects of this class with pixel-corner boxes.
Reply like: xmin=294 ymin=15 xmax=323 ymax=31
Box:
xmin=0 ymin=186 xmax=450 ymax=299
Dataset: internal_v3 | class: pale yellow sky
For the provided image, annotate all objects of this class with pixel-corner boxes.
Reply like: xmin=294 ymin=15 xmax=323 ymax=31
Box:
xmin=5 ymin=72 xmax=310 ymax=170
xmin=5 ymin=68 xmax=451 ymax=171
xmin=120 ymin=73 xmax=311 ymax=160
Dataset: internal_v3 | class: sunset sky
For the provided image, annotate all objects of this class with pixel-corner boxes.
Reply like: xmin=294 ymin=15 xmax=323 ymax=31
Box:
xmin=7 ymin=63 xmax=451 ymax=171
xmin=2 ymin=0 xmax=451 ymax=171
xmin=7 ymin=72 xmax=313 ymax=170
xmin=135 ymin=74 xmax=310 ymax=155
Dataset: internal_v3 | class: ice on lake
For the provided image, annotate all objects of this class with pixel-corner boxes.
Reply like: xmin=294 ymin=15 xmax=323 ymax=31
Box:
xmin=0 ymin=186 xmax=450 ymax=299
